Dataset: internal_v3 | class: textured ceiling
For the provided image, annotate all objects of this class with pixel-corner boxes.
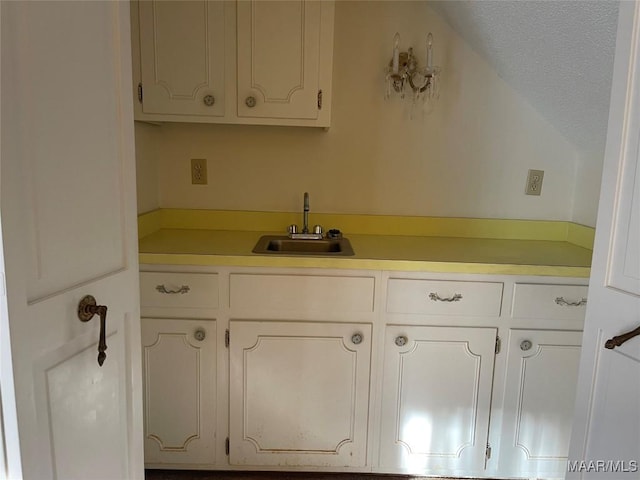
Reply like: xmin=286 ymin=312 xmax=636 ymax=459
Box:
xmin=430 ymin=0 xmax=620 ymax=155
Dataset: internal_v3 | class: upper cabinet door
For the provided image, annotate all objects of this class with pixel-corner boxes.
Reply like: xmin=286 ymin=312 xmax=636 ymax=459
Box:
xmin=138 ymin=0 xmax=225 ymax=117
xmin=236 ymin=0 xmax=322 ymax=120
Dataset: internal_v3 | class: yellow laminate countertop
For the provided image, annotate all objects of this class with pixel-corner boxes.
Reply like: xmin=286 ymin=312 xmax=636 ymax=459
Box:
xmin=138 ymin=210 xmax=593 ymax=277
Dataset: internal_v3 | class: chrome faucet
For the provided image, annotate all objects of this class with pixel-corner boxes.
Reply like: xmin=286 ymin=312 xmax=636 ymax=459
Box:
xmin=303 ymin=192 xmax=310 ymax=233
xmin=288 ymin=192 xmax=323 ymax=239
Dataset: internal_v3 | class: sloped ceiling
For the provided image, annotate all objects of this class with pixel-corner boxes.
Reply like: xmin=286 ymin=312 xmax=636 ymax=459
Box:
xmin=430 ymin=0 xmax=620 ymax=155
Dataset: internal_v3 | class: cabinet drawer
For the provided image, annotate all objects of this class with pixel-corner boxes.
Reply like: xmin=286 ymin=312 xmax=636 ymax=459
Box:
xmin=386 ymin=279 xmax=503 ymax=316
xmin=512 ymin=283 xmax=588 ymax=320
xmin=140 ymin=272 xmax=219 ymax=310
xmin=229 ymin=273 xmax=375 ymax=313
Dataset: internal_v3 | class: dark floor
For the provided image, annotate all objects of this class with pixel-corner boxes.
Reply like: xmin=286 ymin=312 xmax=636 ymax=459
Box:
xmin=144 ymin=471 xmax=485 ymax=480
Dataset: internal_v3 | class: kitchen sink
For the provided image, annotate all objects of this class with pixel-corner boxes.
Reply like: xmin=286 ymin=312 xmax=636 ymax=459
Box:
xmin=252 ymin=235 xmax=355 ymax=256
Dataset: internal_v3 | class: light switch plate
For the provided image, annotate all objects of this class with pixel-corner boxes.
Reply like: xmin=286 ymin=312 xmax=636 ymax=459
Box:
xmin=191 ymin=158 xmax=207 ymax=185
xmin=525 ymin=169 xmax=544 ymax=195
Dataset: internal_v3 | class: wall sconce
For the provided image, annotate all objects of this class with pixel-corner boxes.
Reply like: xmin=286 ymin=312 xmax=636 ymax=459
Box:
xmin=385 ymin=32 xmax=441 ymax=107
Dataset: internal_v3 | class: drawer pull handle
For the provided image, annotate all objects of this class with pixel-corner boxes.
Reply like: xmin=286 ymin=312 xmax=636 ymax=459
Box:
xmin=351 ymin=333 xmax=364 ymax=345
xmin=395 ymin=335 xmax=408 ymax=347
xmin=156 ymin=285 xmax=190 ymax=295
xmin=555 ymin=297 xmax=587 ymax=307
xmin=194 ymin=329 xmax=206 ymax=342
xmin=429 ymin=292 xmax=463 ymax=302
xmin=605 ymin=325 xmax=640 ymax=350
xmin=520 ymin=339 xmax=533 ymax=351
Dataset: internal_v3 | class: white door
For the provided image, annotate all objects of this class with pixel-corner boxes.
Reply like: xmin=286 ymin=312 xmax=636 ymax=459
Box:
xmin=229 ymin=320 xmax=372 ymax=468
xmin=141 ymin=318 xmax=217 ymax=467
xmin=379 ymin=325 xmax=497 ymax=477
xmin=138 ymin=0 xmax=226 ymax=117
xmin=0 ymin=2 xmax=143 ymax=479
xmin=236 ymin=0 xmax=322 ymax=120
xmin=499 ymin=329 xmax=582 ymax=479
xmin=568 ymin=1 xmax=640 ymax=478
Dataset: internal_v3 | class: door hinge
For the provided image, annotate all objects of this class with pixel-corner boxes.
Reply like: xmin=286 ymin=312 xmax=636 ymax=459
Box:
xmin=317 ymin=89 xmax=323 ymax=110
xmin=486 ymin=442 xmax=492 ymax=460
xmin=225 ymin=437 xmax=230 ymax=455
xmin=137 ymin=82 xmax=143 ymax=104
xmin=495 ymin=335 xmax=501 ymax=354
xmin=225 ymin=329 xmax=230 ymax=348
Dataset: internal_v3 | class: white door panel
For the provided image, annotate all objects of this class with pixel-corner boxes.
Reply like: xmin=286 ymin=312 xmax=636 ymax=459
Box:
xmin=229 ymin=320 xmax=371 ymax=468
xmin=569 ymin=1 xmax=640 ymax=478
xmin=500 ymin=329 xmax=582 ymax=478
xmin=379 ymin=325 xmax=497 ymax=476
xmin=236 ymin=0 xmax=321 ymax=119
xmin=138 ymin=0 xmax=226 ymax=117
xmin=1 ymin=1 xmax=143 ymax=478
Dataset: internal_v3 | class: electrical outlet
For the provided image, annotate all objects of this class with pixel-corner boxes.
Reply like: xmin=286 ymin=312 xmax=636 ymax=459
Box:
xmin=191 ymin=158 xmax=207 ymax=185
xmin=525 ymin=169 xmax=544 ymax=195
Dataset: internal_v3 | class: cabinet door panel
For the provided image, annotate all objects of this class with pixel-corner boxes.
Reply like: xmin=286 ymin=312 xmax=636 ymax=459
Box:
xmin=142 ymin=318 xmax=217 ymax=466
xmin=229 ymin=321 xmax=371 ymax=467
xmin=237 ymin=0 xmax=321 ymax=119
xmin=380 ymin=326 xmax=497 ymax=476
xmin=498 ymin=329 xmax=581 ymax=478
xmin=138 ymin=0 xmax=225 ymax=116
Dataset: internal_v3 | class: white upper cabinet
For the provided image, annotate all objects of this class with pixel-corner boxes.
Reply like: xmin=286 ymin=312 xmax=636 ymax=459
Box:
xmin=132 ymin=0 xmax=335 ymax=127
xmin=236 ymin=1 xmax=322 ymax=120
xmin=138 ymin=1 xmax=226 ymax=117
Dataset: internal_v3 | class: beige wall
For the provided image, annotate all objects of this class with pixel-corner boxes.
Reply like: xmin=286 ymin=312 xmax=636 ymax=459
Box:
xmin=572 ymin=150 xmax=604 ymax=227
xmin=135 ymin=122 xmax=160 ymax=214
xmin=136 ymin=1 xmax=591 ymax=223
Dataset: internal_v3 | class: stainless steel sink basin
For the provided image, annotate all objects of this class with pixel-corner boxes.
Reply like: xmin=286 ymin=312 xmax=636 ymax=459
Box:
xmin=252 ymin=235 xmax=354 ymax=256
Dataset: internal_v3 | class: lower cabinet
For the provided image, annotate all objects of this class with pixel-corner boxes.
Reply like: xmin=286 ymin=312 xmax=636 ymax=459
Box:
xmin=497 ymin=329 xmax=582 ymax=479
xmin=141 ymin=318 xmax=218 ymax=467
xmin=138 ymin=267 xmax=587 ymax=478
xmin=228 ymin=320 xmax=372 ymax=468
xmin=379 ymin=325 xmax=498 ymax=476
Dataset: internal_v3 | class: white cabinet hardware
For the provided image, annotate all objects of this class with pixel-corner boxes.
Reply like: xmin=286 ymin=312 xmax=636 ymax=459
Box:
xmin=554 ymin=296 xmax=587 ymax=306
xmin=428 ymin=292 xmax=463 ymax=302
xmin=155 ymin=284 xmax=190 ymax=295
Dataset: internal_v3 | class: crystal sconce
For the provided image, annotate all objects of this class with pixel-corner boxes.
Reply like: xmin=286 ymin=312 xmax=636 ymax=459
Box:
xmin=385 ymin=32 xmax=441 ymax=107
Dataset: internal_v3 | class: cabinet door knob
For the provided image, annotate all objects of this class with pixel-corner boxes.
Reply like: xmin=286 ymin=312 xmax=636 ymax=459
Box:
xmin=395 ymin=335 xmax=408 ymax=347
xmin=351 ymin=333 xmax=363 ymax=345
xmin=203 ymin=94 xmax=215 ymax=106
xmin=245 ymin=96 xmax=257 ymax=108
xmin=520 ymin=340 xmax=533 ymax=351
xmin=194 ymin=329 xmax=206 ymax=342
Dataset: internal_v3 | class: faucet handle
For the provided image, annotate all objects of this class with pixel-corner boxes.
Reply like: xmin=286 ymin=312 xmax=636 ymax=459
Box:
xmin=288 ymin=224 xmax=298 ymax=234
xmin=313 ymin=225 xmax=323 ymax=235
